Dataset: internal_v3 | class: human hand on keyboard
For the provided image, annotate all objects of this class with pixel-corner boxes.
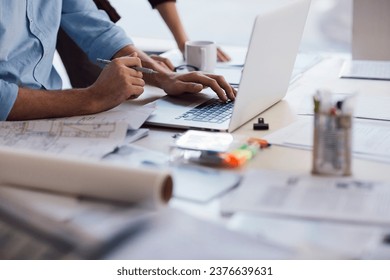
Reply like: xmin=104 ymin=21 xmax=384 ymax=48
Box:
xmin=155 ymin=72 xmax=237 ymax=102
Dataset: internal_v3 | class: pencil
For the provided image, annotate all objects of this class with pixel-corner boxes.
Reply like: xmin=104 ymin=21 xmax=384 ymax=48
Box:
xmin=96 ymin=58 xmax=158 ymax=74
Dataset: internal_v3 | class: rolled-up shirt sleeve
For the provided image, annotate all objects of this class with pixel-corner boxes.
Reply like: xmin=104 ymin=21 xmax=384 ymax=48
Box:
xmin=0 ymin=80 xmax=18 ymax=121
xmin=148 ymin=0 xmax=176 ymax=9
xmin=60 ymin=0 xmax=133 ymax=61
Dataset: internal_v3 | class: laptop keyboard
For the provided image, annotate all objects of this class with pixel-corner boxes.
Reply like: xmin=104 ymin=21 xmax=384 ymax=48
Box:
xmin=176 ymin=99 xmax=234 ymax=123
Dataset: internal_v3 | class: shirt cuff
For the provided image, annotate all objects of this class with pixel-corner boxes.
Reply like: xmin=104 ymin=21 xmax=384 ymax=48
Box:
xmin=148 ymin=0 xmax=176 ymax=9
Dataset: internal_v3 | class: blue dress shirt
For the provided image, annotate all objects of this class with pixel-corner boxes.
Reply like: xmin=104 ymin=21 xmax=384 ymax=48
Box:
xmin=0 ymin=0 xmax=133 ymax=120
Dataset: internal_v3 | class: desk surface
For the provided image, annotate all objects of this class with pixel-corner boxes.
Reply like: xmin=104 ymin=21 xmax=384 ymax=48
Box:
xmin=136 ymin=56 xmax=390 ymax=181
xmin=3 ymin=54 xmax=390 ymax=260
xmin=126 ymin=54 xmax=390 ymax=259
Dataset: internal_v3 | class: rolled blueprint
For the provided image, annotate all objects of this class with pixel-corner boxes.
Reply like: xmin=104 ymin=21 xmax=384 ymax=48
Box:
xmin=0 ymin=147 xmax=173 ymax=207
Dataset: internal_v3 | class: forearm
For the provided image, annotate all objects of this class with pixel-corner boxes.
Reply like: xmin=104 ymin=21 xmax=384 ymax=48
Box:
xmin=112 ymin=44 xmax=168 ymax=70
xmin=110 ymin=46 xmax=236 ymax=102
xmin=155 ymin=2 xmax=188 ymax=52
xmin=112 ymin=45 xmax=172 ymax=87
xmin=7 ymin=87 xmax=94 ymax=121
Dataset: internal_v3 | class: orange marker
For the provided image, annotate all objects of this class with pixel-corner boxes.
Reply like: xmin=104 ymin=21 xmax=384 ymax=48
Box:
xmin=247 ymin=137 xmax=271 ymax=148
xmin=219 ymin=152 xmax=247 ymax=168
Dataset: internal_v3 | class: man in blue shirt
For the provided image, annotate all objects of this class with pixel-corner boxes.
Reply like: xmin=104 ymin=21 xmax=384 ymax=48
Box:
xmin=0 ymin=0 xmax=235 ymax=121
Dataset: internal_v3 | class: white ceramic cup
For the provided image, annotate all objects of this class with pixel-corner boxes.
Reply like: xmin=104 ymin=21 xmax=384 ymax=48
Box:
xmin=185 ymin=41 xmax=217 ymax=73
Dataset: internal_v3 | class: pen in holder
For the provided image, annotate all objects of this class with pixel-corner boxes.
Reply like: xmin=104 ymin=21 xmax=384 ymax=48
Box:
xmin=312 ymin=90 xmax=355 ymax=176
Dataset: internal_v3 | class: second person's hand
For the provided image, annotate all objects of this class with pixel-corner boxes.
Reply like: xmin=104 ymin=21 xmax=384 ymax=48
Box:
xmin=217 ymin=47 xmax=231 ymax=62
xmin=149 ymin=54 xmax=175 ymax=72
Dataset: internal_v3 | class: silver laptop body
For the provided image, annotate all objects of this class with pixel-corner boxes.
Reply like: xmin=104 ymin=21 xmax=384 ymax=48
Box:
xmin=145 ymin=0 xmax=311 ymax=132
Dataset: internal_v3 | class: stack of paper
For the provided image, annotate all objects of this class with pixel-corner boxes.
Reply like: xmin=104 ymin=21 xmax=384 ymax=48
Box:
xmin=264 ymin=116 xmax=390 ymax=164
xmin=339 ymin=60 xmax=390 ymax=80
xmin=221 ymin=169 xmax=390 ymax=226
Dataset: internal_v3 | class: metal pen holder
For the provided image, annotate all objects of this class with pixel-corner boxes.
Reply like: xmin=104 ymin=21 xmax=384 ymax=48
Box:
xmin=312 ymin=112 xmax=352 ymax=176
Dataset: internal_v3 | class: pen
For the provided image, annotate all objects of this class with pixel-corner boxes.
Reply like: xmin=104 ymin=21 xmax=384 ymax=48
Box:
xmin=96 ymin=58 xmax=158 ymax=74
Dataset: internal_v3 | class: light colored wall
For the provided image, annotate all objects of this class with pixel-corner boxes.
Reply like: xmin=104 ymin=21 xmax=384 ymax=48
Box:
xmin=352 ymin=0 xmax=390 ymax=60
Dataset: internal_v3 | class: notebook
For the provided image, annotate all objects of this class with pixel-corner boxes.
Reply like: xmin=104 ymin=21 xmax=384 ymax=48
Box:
xmin=145 ymin=0 xmax=311 ymax=132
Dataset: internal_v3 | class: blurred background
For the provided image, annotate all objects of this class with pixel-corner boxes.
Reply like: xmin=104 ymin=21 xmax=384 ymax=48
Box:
xmin=110 ymin=0 xmax=353 ymax=53
xmin=56 ymin=0 xmax=354 ymax=88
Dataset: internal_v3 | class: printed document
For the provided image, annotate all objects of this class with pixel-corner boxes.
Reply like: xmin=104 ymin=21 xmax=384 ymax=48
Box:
xmin=62 ymin=102 xmax=155 ymax=130
xmin=264 ymin=116 xmax=390 ymax=164
xmin=297 ymin=92 xmax=390 ymax=121
xmin=0 ymin=120 xmax=128 ymax=158
xmin=221 ymin=169 xmax=390 ymax=226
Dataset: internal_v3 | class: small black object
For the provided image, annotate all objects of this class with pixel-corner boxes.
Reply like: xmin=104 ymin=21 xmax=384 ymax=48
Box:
xmin=336 ymin=100 xmax=343 ymax=110
xmin=174 ymin=64 xmax=199 ymax=72
xmin=258 ymin=117 xmax=264 ymax=124
xmin=253 ymin=123 xmax=269 ymax=130
xmin=383 ymin=234 xmax=390 ymax=244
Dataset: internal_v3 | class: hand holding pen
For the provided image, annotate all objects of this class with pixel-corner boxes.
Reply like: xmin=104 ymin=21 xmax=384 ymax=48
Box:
xmin=96 ymin=44 xmax=237 ymax=102
xmin=97 ymin=58 xmax=158 ymax=74
xmin=88 ymin=53 xmax=146 ymax=109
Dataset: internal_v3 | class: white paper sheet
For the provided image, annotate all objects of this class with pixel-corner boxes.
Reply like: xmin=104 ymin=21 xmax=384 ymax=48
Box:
xmin=264 ymin=116 xmax=390 ymax=164
xmin=340 ymin=60 xmax=390 ymax=80
xmin=62 ymin=102 xmax=155 ymax=130
xmin=228 ymin=212 xmax=382 ymax=259
xmin=125 ymin=128 xmax=149 ymax=143
xmin=221 ymin=169 xmax=390 ymax=226
xmin=0 ymin=120 xmax=128 ymax=158
xmin=298 ymin=92 xmax=390 ymax=121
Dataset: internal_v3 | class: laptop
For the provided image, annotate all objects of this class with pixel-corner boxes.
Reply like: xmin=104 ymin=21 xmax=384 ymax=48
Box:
xmin=145 ymin=0 xmax=311 ymax=132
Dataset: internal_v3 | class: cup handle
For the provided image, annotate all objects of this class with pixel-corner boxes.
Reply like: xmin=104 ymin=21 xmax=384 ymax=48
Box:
xmin=201 ymin=47 xmax=206 ymax=72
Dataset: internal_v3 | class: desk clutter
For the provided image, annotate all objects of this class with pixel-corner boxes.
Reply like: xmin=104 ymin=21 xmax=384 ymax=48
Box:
xmin=1 ymin=54 xmax=390 ymax=259
xmin=172 ymin=130 xmax=270 ymax=168
xmin=0 ymin=190 xmax=291 ymax=260
xmin=312 ymin=89 xmax=355 ymax=176
xmin=0 ymin=146 xmax=173 ymax=207
xmin=104 ymin=144 xmax=241 ymax=203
